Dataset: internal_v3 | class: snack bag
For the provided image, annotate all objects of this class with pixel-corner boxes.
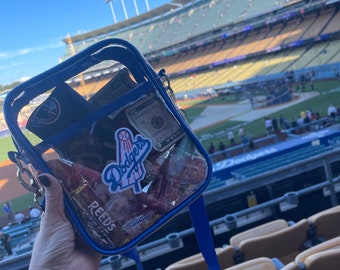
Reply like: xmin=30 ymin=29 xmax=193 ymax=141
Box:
xmin=3 ymin=39 xmax=213 ymax=257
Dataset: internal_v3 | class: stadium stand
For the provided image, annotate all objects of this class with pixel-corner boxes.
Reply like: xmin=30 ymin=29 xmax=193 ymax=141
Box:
xmin=322 ymin=7 xmax=340 ymax=34
xmin=64 ymin=0 xmax=306 ymax=57
xmin=59 ymin=0 xmax=340 ymax=103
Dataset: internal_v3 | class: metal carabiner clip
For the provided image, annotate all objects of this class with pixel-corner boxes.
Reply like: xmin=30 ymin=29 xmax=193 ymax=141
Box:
xmin=13 ymin=153 xmax=43 ymax=205
xmin=16 ymin=167 xmax=39 ymax=194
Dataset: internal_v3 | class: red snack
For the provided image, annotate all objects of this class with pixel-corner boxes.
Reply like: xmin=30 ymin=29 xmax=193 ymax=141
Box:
xmin=135 ymin=193 xmax=171 ymax=214
xmin=134 ymin=153 xmax=207 ymax=214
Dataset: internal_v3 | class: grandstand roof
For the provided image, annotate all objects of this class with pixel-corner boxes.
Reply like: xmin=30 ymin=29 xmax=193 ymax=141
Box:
xmin=63 ymin=0 xmax=192 ymax=44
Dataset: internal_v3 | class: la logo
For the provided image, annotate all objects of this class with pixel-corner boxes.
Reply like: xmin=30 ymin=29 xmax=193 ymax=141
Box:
xmin=101 ymin=128 xmax=152 ymax=194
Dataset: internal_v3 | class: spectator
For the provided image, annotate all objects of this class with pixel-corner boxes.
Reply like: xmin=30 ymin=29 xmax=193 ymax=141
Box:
xmin=300 ymin=110 xmax=306 ymax=120
xmin=14 ymin=211 xmax=25 ymax=224
xmin=310 ymin=111 xmax=317 ymax=122
xmin=304 ymin=113 xmax=311 ymax=131
xmin=297 ymin=116 xmax=304 ymax=133
xmin=3 ymin=202 xmax=13 ymax=223
xmin=238 ymin=127 xmax=244 ymax=139
xmin=248 ymin=133 xmax=255 ymax=150
xmin=305 ymin=109 xmax=313 ymax=121
xmin=218 ymin=141 xmax=225 ymax=152
xmin=29 ymin=206 xmax=42 ymax=219
xmin=208 ymin=142 xmax=215 ymax=154
xmin=0 ymin=231 xmax=12 ymax=256
xmin=264 ymin=116 xmax=273 ymax=134
xmin=241 ymin=133 xmax=248 ymax=145
xmin=279 ymin=114 xmax=284 ymax=130
xmin=272 ymin=116 xmax=279 ymax=133
xmin=228 ymin=130 xmax=235 ymax=145
xmin=218 ymin=141 xmax=226 ymax=158
xmin=328 ymin=104 xmax=337 ymax=118
xmin=315 ymin=112 xmax=320 ymax=120
xmin=291 ymin=118 xmax=298 ymax=134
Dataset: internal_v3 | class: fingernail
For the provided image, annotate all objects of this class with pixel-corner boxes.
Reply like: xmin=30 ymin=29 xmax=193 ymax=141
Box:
xmin=38 ymin=175 xmax=51 ymax=187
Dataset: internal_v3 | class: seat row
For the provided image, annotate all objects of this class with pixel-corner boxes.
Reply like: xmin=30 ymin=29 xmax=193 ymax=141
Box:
xmin=165 ymin=205 xmax=340 ymax=269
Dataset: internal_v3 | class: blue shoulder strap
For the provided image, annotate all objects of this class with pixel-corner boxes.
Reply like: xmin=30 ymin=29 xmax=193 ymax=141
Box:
xmin=124 ymin=247 xmax=144 ymax=270
xmin=189 ymin=196 xmax=220 ymax=269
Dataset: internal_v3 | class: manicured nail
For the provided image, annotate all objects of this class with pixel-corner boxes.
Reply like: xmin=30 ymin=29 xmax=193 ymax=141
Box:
xmin=38 ymin=175 xmax=51 ymax=187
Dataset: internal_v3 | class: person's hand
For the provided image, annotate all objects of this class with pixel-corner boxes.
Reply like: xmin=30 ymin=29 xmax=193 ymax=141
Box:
xmin=29 ymin=173 xmax=102 ymax=270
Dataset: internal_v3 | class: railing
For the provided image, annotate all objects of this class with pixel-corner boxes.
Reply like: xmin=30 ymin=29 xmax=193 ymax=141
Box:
xmin=281 ymin=117 xmax=332 ymax=138
xmin=209 ymin=134 xmax=278 ymax=162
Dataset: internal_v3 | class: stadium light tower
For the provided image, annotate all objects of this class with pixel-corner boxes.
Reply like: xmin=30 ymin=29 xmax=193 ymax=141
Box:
xmin=133 ymin=0 xmax=139 ymax=16
xmin=145 ymin=0 xmax=150 ymax=11
xmin=121 ymin=0 xmax=128 ymax=20
xmin=105 ymin=0 xmax=117 ymax=24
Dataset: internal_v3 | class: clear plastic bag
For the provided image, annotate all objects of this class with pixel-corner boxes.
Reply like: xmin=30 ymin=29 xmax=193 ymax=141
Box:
xmin=4 ymin=39 xmax=212 ymax=254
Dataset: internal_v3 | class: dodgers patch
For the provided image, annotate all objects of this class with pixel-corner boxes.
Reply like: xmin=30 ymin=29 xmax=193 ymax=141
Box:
xmin=101 ymin=127 xmax=152 ymax=194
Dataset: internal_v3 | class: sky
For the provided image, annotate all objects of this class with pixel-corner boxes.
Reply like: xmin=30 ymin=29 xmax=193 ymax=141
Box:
xmin=0 ymin=0 xmax=170 ymax=87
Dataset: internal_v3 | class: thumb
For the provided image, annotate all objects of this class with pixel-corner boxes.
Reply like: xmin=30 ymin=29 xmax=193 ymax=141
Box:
xmin=38 ymin=173 xmax=66 ymax=221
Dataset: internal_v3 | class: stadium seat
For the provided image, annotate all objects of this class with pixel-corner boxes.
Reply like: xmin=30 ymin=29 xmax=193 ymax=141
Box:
xmin=297 ymin=236 xmax=340 ymax=263
xmin=281 ymin=236 xmax=340 ymax=270
xmin=224 ymin=257 xmax=277 ymax=270
xmin=307 ymin=205 xmax=340 ymax=240
xmin=282 ymin=262 xmax=299 ymax=270
xmin=303 ymin=249 xmax=340 ymax=270
xmin=165 ymin=246 xmax=236 ymax=270
xmin=236 ymin=219 xmax=310 ymax=264
xmin=229 ymin=219 xmax=290 ymax=247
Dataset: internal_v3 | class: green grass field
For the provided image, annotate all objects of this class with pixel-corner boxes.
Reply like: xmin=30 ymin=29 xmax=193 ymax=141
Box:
xmin=0 ymin=136 xmax=15 ymax=162
xmin=1 ymin=193 xmax=36 ymax=218
xmin=181 ymin=80 xmax=340 ymax=149
xmin=0 ymin=131 xmax=40 ymax=162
